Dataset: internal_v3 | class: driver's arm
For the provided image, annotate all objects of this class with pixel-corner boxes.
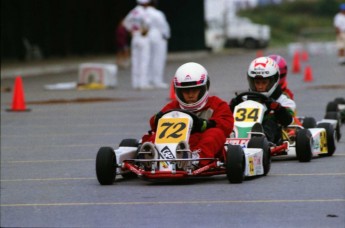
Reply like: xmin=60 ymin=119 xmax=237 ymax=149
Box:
xmin=274 ymin=106 xmax=294 ymax=127
xmin=149 ymin=101 xmax=180 ymax=131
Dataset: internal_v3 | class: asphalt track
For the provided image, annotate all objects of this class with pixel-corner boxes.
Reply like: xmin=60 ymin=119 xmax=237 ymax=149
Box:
xmin=1 ymin=49 xmax=345 ymax=228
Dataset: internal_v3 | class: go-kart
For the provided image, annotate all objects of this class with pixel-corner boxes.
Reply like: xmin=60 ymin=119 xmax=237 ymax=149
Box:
xmin=226 ymin=91 xmax=336 ymax=162
xmin=96 ymin=109 xmax=266 ymax=185
xmin=323 ymin=97 xmax=344 ymax=141
xmin=325 ymin=97 xmax=345 ymax=124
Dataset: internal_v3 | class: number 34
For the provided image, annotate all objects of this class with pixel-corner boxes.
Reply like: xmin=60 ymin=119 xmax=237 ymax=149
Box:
xmin=235 ymin=108 xmax=260 ymax=122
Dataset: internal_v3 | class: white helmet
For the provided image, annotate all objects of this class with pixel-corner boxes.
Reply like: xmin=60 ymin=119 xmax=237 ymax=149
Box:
xmin=174 ymin=62 xmax=210 ymax=111
xmin=247 ymin=56 xmax=280 ymax=97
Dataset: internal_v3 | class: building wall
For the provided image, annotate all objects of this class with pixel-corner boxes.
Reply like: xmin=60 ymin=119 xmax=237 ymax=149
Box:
xmin=1 ymin=0 xmax=206 ymax=60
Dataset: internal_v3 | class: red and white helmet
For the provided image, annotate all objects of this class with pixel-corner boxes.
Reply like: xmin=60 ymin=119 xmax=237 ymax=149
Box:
xmin=174 ymin=62 xmax=210 ymax=111
xmin=247 ymin=57 xmax=280 ymax=97
xmin=268 ymin=54 xmax=288 ymax=86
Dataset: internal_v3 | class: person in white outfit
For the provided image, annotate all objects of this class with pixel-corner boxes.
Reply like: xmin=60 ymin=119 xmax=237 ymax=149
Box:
xmin=123 ymin=0 xmax=152 ymax=90
xmin=334 ymin=3 xmax=345 ymax=65
xmin=146 ymin=5 xmax=171 ymax=88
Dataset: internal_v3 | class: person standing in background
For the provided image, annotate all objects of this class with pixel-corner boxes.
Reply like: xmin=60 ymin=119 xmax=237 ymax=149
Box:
xmin=115 ymin=20 xmax=130 ymax=69
xmin=123 ymin=0 xmax=152 ymax=90
xmin=146 ymin=3 xmax=171 ymax=89
xmin=334 ymin=3 xmax=345 ymax=65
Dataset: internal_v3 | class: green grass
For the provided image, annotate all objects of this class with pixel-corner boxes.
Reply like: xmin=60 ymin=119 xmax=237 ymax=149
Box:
xmin=238 ymin=0 xmax=342 ymax=47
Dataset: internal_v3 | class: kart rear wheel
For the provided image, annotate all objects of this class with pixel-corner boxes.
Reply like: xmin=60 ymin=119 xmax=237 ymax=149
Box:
xmin=324 ymin=112 xmax=341 ymax=141
xmin=247 ymin=136 xmax=271 ymax=176
xmin=96 ymin=147 xmax=116 ymax=185
xmin=119 ymin=139 xmax=139 ymax=179
xmin=302 ymin=117 xmax=316 ymax=129
xmin=295 ymin=129 xmax=312 ymax=162
xmin=316 ymin=122 xmax=336 ymax=156
xmin=226 ymin=144 xmax=245 ymax=183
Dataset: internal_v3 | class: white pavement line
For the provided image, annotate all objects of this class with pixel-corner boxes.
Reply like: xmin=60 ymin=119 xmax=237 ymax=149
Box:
xmin=1 ymin=199 xmax=345 ymax=207
xmin=2 ymin=173 xmax=345 ymax=182
xmin=271 ymin=173 xmax=345 ymax=176
xmin=3 ymin=159 xmax=94 ymax=163
xmin=1 ymin=144 xmax=106 ymax=149
xmin=1 ymin=132 xmax=135 ymax=138
xmin=1 ymin=177 xmax=95 ymax=182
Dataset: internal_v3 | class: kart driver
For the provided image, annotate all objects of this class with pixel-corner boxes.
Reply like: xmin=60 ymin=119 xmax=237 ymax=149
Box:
xmin=229 ymin=56 xmax=296 ymax=144
xmin=141 ymin=62 xmax=234 ymax=167
xmin=268 ymin=54 xmax=295 ymax=100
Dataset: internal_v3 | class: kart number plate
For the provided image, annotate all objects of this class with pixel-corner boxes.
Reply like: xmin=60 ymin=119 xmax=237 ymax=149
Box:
xmin=155 ymin=118 xmax=189 ymax=144
xmin=235 ymin=107 xmax=262 ymax=122
xmin=320 ymin=130 xmax=327 ymax=153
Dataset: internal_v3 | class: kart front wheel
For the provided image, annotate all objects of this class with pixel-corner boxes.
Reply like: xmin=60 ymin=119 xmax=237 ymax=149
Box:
xmin=96 ymin=147 xmax=116 ymax=185
xmin=247 ymin=136 xmax=271 ymax=176
xmin=334 ymin=97 xmax=345 ymax=105
xmin=326 ymin=101 xmax=338 ymax=112
xmin=296 ymin=129 xmax=312 ymax=162
xmin=226 ymin=144 xmax=245 ymax=184
xmin=317 ymin=122 xmax=336 ymax=156
xmin=119 ymin=138 xmax=139 ymax=147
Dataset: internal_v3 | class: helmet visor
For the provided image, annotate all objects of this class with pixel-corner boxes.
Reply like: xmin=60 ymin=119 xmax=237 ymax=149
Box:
xmin=248 ymin=76 xmax=276 ymax=93
xmin=175 ymin=85 xmax=206 ymax=104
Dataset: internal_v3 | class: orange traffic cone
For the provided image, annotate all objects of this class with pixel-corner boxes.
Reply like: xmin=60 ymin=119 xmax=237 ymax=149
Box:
xmin=292 ymin=51 xmax=301 ymax=74
xmin=301 ymin=50 xmax=309 ymax=62
xmin=256 ymin=50 xmax=263 ymax=57
xmin=303 ymin=65 xmax=313 ymax=82
xmin=169 ymin=79 xmax=176 ymax=100
xmin=7 ymin=76 xmax=31 ymax=112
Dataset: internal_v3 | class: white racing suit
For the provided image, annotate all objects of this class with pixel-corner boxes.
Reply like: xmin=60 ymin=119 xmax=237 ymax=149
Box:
xmin=123 ymin=6 xmax=151 ymax=89
xmin=146 ymin=6 xmax=170 ymax=88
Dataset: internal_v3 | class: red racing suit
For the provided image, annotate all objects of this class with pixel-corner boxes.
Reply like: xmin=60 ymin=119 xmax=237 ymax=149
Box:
xmin=280 ymin=80 xmax=294 ymax=100
xmin=142 ymin=96 xmax=234 ymax=166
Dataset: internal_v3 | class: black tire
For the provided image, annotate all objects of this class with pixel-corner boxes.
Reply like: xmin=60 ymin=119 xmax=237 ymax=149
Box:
xmin=243 ymin=38 xmax=258 ymax=49
xmin=119 ymin=138 xmax=139 ymax=147
xmin=96 ymin=147 xmax=116 ymax=185
xmin=302 ymin=117 xmax=317 ymax=129
xmin=326 ymin=101 xmax=338 ymax=112
xmin=247 ymin=136 xmax=271 ymax=176
xmin=226 ymin=144 xmax=245 ymax=183
xmin=333 ymin=98 xmax=345 ymax=124
xmin=324 ymin=112 xmax=341 ymax=141
xmin=251 ymin=123 xmax=264 ymax=137
xmin=334 ymin=97 xmax=345 ymax=104
xmin=119 ymin=139 xmax=139 ymax=179
xmin=295 ymin=129 xmax=312 ymax=162
xmin=316 ymin=122 xmax=336 ymax=156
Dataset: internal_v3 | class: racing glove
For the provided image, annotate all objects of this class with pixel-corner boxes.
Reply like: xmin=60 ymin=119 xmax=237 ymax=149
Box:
xmin=192 ymin=117 xmax=216 ymax=133
xmin=265 ymin=98 xmax=282 ymax=111
xmin=265 ymin=98 xmax=293 ymax=127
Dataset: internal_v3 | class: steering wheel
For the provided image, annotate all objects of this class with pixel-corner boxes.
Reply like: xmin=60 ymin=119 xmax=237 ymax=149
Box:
xmin=162 ymin=108 xmax=199 ymax=122
xmin=234 ymin=91 xmax=269 ymax=104
xmin=156 ymin=108 xmax=200 ymax=132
